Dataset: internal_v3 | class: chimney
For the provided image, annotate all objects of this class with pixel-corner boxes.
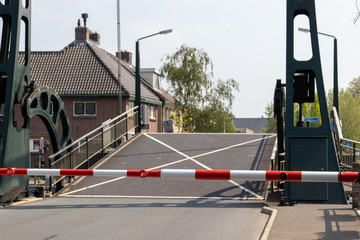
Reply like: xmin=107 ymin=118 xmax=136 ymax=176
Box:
xmin=120 ymin=51 xmax=132 ymax=65
xmin=90 ymin=32 xmax=100 ymax=45
xmin=75 ymin=13 xmax=89 ymax=41
xmin=75 ymin=27 xmax=89 ymax=41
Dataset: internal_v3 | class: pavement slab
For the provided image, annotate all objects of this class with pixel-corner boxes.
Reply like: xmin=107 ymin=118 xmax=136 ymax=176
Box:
xmin=267 ymin=204 xmax=360 ymax=240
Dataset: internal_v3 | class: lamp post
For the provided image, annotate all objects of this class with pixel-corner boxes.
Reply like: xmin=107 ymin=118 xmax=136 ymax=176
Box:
xmin=298 ymin=28 xmax=339 ymax=116
xmin=135 ymin=29 xmax=173 ymax=134
xmin=117 ymin=0 xmax=122 ymax=115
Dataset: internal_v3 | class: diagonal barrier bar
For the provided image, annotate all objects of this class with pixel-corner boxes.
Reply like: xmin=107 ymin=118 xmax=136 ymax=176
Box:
xmin=1 ymin=168 xmax=359 ymax=183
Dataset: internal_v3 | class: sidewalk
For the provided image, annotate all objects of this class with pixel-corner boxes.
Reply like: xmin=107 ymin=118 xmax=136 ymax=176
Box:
xmin=267 ymin=204 xmax=360 ymax=240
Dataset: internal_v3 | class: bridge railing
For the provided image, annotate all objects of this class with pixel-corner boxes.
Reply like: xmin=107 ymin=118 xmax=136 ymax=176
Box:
xmin=332 ymin=107 xmax=360 ymax=170
xmin=338 ymin=138 xmax=360 ymax=170
xmin=48 ymin=106 xmax=139 ymax=187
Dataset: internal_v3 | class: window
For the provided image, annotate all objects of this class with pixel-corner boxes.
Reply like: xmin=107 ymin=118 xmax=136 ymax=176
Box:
xmin=150 ymin=106 xmax=156 ymax=120
xmin=128 ymin=102 xmax=134 ymax=114
xmin=29 ymin=139 xmax=40 ymax=153
xmin=74 ymin=102 xmax=96 ymax=116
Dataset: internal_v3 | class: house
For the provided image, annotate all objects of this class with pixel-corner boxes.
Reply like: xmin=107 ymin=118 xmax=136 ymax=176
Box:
xmin=138 ymin=68 xmax=178 ymax=132
xmin=233 ymin=118 xmax=268 ymax=133
xmin=26 ymin=22 xmax=175 ymax=166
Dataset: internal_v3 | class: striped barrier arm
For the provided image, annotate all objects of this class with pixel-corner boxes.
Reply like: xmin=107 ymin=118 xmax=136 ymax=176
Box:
xmin=0 ymin=168 xmax=359 ymax=183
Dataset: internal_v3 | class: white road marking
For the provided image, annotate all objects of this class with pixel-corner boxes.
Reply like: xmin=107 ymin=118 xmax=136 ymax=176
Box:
xmin=145 ymin=134 xmax=276 ymax=170
xmin=62 ymin=135 xmax=143 ymax=187
xmin=144 ymin=134 xmax=274 ymax=199
xmin=61 ymin=134 xmax=275 ymax=199
xmin=60 ymin=176 xmax=127 ymax=196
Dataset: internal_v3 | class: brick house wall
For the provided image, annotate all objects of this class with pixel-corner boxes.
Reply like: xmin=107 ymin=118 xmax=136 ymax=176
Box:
xmin=29 ymin=97 xmax=161 ymax=167
xmin=25 ymin=24 xmax=168 ymax=167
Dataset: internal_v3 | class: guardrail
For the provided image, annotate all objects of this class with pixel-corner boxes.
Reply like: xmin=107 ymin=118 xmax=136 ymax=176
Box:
xmin=48 ymin=106 xmax=139 ymax=188
xmin=332 ymin=107 xmax=360 ymax=170
xmin=338 ymin=138 xmax=360 ymax=170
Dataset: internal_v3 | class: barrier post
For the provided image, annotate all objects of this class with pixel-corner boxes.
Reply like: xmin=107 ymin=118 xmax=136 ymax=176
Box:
xmin=86 ymin=137 xmax=89 ymax=169
xmin=101 ymin=128 xmax=104 ymax=158
xmin=353 ymin=162 xmax=360 ymax=208
xmin=353 ymin=143 xmax=356 ymax=164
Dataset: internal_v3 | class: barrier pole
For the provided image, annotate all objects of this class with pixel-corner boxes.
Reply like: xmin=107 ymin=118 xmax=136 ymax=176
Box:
xmin=1 ymin=168 xmax=359 ymax=183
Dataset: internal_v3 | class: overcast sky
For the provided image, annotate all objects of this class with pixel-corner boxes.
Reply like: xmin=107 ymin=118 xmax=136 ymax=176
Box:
xmin=30 ymin=0 xmax=360 ymax=118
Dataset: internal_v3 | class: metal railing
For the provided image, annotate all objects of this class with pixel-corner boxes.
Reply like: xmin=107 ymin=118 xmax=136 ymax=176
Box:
xmin=338 ymin=138 xmax=360 ymax=170
xmin=332 ymin=107 xmax=360 ymax=171
xmin=48 ymin=106 xmax=139 ymax=187
xmin=270 ymin=138 xmax=286 ymax=193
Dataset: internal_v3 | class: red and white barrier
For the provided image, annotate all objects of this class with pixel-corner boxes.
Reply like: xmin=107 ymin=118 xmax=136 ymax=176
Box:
xmin=0 ymin=168 xmax=359 ymax=183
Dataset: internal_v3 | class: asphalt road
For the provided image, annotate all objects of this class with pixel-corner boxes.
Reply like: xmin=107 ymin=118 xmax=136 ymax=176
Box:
xmin=0 ymin=133 xmax=276 ymax=240
xmin=0 ymin=197 xmax=268 ymax=240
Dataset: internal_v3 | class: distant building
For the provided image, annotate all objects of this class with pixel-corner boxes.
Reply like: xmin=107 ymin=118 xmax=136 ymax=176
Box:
xmin=138 ymin=68 xmax=178 ymax=132
xmin=233 ymin=118 xmax=268 ymax=133
xmin=234 ymin=128 xmax=254 ymax=134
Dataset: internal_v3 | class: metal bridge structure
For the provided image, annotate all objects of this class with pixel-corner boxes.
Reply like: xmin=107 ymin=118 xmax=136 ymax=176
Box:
xmin=0 ymin=0 xmax=72 ymax=196
xmin=1 ymin=1 xmax=360 ymax=238
xmin=281 ymin=0 xmax=346 ymax=204
xmin=0 ymin=0 xmax=358 ymax=207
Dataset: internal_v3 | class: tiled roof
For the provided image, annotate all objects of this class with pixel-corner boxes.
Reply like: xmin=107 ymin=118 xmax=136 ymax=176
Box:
xmin=154 ymin=88 xmax=175 ymax=104
xmin=19 ymin=40 xmax=160 ymax=102
xmin=233 ymin=118 xmax=268 ymax=133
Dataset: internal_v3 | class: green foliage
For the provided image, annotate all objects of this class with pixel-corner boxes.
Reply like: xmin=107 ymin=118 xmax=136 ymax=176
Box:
xmin=264 ymin=76 xmax=360 ymax=141
xmin=161 ymin=45 xmax=239 ymax=133
xmin=193 ymin=106 xmax=236 ymax=133
xmin=293 ymin=95 xmax=321 ymax=128
xmin=337 ymin=90 xmax=360 ymax=141
xmin=264 ymin=94 xmax=323 ymax=133
xmin=262 ymin=102 xmax=277 ymax=133
xmin=170 ymin=113 xmax=183 ymax=132
xmin=161 ymin=45 xmax=213 ymax=111
xmin=347 ymin=76 xmax=360 ymax=98
xmin=327 ymin=87 xmax=360 ymax=141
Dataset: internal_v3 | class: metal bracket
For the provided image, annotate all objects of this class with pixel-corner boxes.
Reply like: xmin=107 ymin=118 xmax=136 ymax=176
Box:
xmin=22 ymin=86 xmax=72 ymax=155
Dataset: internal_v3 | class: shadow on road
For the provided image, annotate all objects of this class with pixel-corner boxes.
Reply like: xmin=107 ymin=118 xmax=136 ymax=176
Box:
xmin=6 ymin=198 xmax=264 ymax=210
xmin=316 ymin=208 xmax=360 ymax=240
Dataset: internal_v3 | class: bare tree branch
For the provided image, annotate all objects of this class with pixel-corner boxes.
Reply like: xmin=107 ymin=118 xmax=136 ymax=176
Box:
xmin=354 ymin=0 xmax=360 ymax=24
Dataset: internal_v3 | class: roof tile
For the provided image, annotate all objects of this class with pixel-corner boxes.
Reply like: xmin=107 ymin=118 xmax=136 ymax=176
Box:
xmin=19 ymin=40 xmax=160 ymax=102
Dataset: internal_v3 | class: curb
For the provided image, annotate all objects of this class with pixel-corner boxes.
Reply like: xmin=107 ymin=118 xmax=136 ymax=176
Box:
xmin=8 ymin=197 xmax=43 ymax=207
xmin=259 ymin=206 xmax=277 ymax=240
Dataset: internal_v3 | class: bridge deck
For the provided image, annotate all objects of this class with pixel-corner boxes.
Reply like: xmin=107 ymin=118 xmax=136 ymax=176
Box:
xmin=60 ymin=133 xmax=276 ymax=200
xmin=1 ymin=133 xmax=277 ymax=240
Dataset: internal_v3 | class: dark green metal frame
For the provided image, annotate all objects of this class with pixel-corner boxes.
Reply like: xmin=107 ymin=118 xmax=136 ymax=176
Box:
xmin=284 ymin=0 xmax=346 ymax=204
xmin=0 ymin=0 xmax=71 ymax=195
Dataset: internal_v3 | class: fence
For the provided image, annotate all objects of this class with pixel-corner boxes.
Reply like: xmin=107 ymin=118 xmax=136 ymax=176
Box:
xmin=48 ymin=106 xmax=138 ymax=187
xmin=332 ymin=107 xmax=360 ymax=171
xmin=338 ymin=138 xmax=360 ymax=170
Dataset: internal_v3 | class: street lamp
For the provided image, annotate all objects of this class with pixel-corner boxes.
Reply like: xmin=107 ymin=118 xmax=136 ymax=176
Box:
xmin=298 ymin=27 xmax=339 ymax=116
xmin=116 ymin=0 xmax=122 ymax=115
xmin=135 ymin=29 xmax=173 ymax=133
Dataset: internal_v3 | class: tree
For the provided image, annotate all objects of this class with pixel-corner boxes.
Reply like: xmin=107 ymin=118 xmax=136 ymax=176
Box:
xmin=263 ymin=93 xmax=322 ymax=133
xmin=337 ymin=89 xmax=360 ymax=141
xmin=193 ymin=79 xmax=238 ymax=133
xmin=328 ymin=87 xmax=360 ymax=141
xmin=262 ymin=102 xmax=277 ymax=133
xmin=347 ymin=76 xmax=360 ymax=98
xmin=160 ymin=45 xmax=239 ymax=133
